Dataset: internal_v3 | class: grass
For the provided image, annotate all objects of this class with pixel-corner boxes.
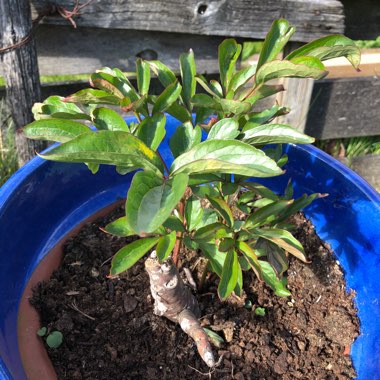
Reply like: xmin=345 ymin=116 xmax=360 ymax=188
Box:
xmin=0 ymin=103 xmax=19 ymax=187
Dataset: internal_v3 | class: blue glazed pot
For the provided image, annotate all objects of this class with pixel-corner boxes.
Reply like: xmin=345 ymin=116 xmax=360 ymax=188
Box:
xmin=0 ymin=115 xmax=379 ymax=379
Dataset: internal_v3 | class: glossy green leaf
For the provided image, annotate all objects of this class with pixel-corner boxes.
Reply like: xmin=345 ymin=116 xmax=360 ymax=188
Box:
xmin=221 ymin=182 xmax=239 ymax=196
xmin=188 ymin=174 xmax=223 ymax=186
xmin=165 ymin=102 xmax=192 ymax=123
xmin=219 ymin=39 xmax=242 ymax=92
xmin=255 ymin=60 xmax=328 ymax=85
xmin=191 ymin=184 xmax=220 ymax=198
xmin=229 ymin=64 xmax=257 ymax=92
xmin=191 ymin=94 xmax=251 ymax=115
xmin=24 ymin=119 xmax=91 ymax=143
xmin=170 ymin=139 xmax=283 ymax=178
xmin=200 ymin=243 xmax=225 ymax=276
xmin=39 ymin=130 xmax=164 ymax=174
xmin=234 ymin=263 xmax=243 ymax=296
xmin=195 ymin=107 xmax=215 ymax=126
xmin=185 ymin=196 xmax=203 ymax=231
xmin=236 ymin=241 xmax=263 ymax=280
xmin=103 ymin=216 xmax=135 ymax=237
xmin=169 ymin=122 xmax=202 ymax=158
xmin=125 ymin=171 xmax=188 ymax=234
xmin=153 ymin=81 xmax=182 ymax=114
xmin=207 ymin=195 xmax=234 ymax=227
xmin=180 ymin=49 xmax=196 ymax=110
xmin=240 ymin=182 xmax=279 ymax=201
xmin=195 ymin=76 xmax=221 ymax=98
xmin=255 ymin=228 xmax=308 ymax=262
xmin=257 ymin=19 xmax=296 ymax=70
xmin=245 ymin=199 xmax=293 ymax=229
xmin=255 ymin=238 xmax=288 ymax=276
xmin=218 ymin=237 xmax=235 ymax=252
xmin=136 ymin=58 xmax=151 ymax=95
xmin=183 ymin=236 xmax=200 ymax=250
xmin=241 ymin=124 xmax=315 ymax=145
xmin=135 ymin=113 xmax=166 ymax=151
xmin=163 ymin=215 xmax=185 ymax=232
xmin=286 ymin=35 xmax=361 ymax=69
xmin=194 ymin=222 xmax=231 ymax=242
xmin=148 ymin=61 xmax=177 ymax=87
xmin=207 ymin=118 xmax=239 ymax=140
xmin=259 ymin=260 xmax=291 ymax=297
xmin=64 ymin=89 xmax=121 ymax=105
xmin=110 ymin=237 xmax=159 ymax=276
xmin=194 ymin=208 xmax=219 ymax=230
xmin=33 ymin=96 xmax=90 ymax=120
xmin=156 ymin=231 xmax=177 ymax=263
xmin=242 ymin=106 xmax=290 ymax=131
xmin=93 ymin=108 xmax=130 ymax=132
xmin=218 ymin=250 xmax=239 ymax=300
xmin=290 ymin=56 xmax=326 ymax=70
xmin=243 ymin=84 xmax=285 ymax=104
xmin=91 ymin=69 xmax=139 ymax=101
xmin=209 ymin=80 xmax=224 ymax=97
xmin=46 ymin=331 xmax=63 ymax=349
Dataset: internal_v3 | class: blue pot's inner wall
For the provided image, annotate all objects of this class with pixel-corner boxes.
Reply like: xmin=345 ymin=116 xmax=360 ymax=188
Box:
xmin=0 ymin=115 xmax=379 ymax=379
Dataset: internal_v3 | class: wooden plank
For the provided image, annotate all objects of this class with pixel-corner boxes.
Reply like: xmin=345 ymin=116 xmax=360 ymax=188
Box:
xmin=350 ymin=154 xmax=380 ymax=191
xmin=305 ymin=77 xmax=380 ymax=140
xmin=30 ymin=0 xmax=344 ymax=42
xmin=0 ymin=0 xmax=46 ymax=165
xmin=25 ymin=25 xmax=226 ymax=76
xmin=325 ymin=49 xmax=380 ymax=79
xmin=341 ymin=0 xmax=380 ymax=40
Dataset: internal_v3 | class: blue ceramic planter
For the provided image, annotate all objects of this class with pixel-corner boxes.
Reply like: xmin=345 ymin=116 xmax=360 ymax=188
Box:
xmin=0 ymin=115 xmax=379 ymax=379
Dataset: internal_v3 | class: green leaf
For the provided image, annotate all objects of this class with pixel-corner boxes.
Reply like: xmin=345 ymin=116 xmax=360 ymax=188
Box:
xmin=125 ymin=172 xmax=188 ymax=234
xmin=257 ymin=19 xmax=296 ymax=70
xmin=236 ymin=241 xmax=263 ymax=280
xmin=243 ymin=84 xmax=285 ymax=104
xmin=207 ymin=118 xmax=239 ymax=140
xmin=218 ymin=250 xmax=239 ymax=300
xmin=103 ymin=217 xmax=135 ymax=237
xmin=163 ymin=215 xmax=185 ymax=232
xmin=191 ymin=94 xmax=251 ymax=115
xmin=165 ymin=102 xmax=192 ymax=123
xmin=194 ymin=222 xmax=231 ymax=242
xmin=169 ymin=122 xmax=202 ymax=158
xmin=286 ymin=35 xmax=361 ymax=69
xmin=234 ymin=264 xmax=243 ymax=296
xmin=188 ymin=174 xmax=223 ymax=186
xmin=195 ymin=76 xmax=221 ymax=98
xmin=219 ymin=39 xmax=242 ymax=93
xmin=24 ymin=119 xmax=91 ymax=143
xmin=148 ymin=61 xmax=177 ymax=87
xmin=209 ymin=80 xmax=224 ymax=98
xmin=255 ymin=238 xmax=288 ymax=276
xmin=156 ymin=231 xmax=177 ymax=263
xmin=136 ymin=58 xmax=151 ymax=95
xmin=185 ymin=196 xmax=203 ymax=231
xmin=207 ymin=195 xmax=234 ymax=228
xmin=242 ymin=124 xmax=315 ymax=145
xmin=244 ymin=199 xmax=293 ymax=229
xmin=200 ymin=243 xmax=225 ymax=276
xmin=93 ymin=108 xmax=130 ymax=132
xmin=170 ymin=139 xmax=283 ymax=178
xmin=240 ymin=182 xmax=279 ymax=201
xmin=194 ymin=208 xmax=219 ymax=230
xmin=218 ymin=237 xmax=235 ymax=252
xmin=254 ymin=307 xmax=266 ymax=316
xmin=255 ymin=228 xmax=308 ymax=262
xmin=110 ymin=237 xmax=160 ymax=276
xmin=192 ymin=184 xmax=220 ymax=198
xmin=46 ymin=331 xmax=63 ymax=348
xmin=135 ymin=113 xmax=166 ymax=151
xmin=242 ymin=106 xmax=290 ymax=131
xmin=39 ymin=130 xmax=164 ymax=174
xmin=259 ymin=260 xmax=291 ymax=297
xmin=195 ymin=107 xmax=215 ymax=126
xmin=241 ymin=41 xmax=264 ymax=61
xmin=33 ymin=96 xmax=90 ymax=120
xmin=37 ymin=327 xmax=47 ymax=337
xmin=90 ymin=70 xmax=139 ymax=101
xmin=290 ymin=56 xmax=326 ymax=70
xmin=153 ymin=81 xmax=182 ymax=114
xmin=203 ymin=328 xmax=224 ymax=348
xmin=64 ymin=89 xmax=121 ymax=105
xmin=184 ymin=236 xmax=199 ymax=250
xmin=180 ymin=49 xmax=197 ymax=110
xmin=255 ymin=60 xmax=328 ymax=85
xmin=221 ymin=182 xmax=239 ymax=196
xmin=229 ymin=64 xmax=257 ymax=92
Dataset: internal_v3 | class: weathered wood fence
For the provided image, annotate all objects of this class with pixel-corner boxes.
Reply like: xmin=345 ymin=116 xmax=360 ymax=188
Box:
xmin=0 ymin=0 xmax=379 ymax=185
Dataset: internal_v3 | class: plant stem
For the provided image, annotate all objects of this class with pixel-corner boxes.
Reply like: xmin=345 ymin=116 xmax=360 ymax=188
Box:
xmin=157 ymin=151 xmax=170 ymax=176
xmin=172 ymin=198 xmax=185 ymax=266
xmin=199 ymin=259 xmax=209 ymax=291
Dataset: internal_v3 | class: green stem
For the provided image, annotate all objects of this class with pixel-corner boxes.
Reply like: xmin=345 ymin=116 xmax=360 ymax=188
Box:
xmin=199 ymin=259 xmax=210 ymax=291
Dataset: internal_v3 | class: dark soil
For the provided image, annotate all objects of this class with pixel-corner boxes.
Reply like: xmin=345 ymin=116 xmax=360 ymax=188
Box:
xmin=31 ymin=206 xmax=360 ymax=380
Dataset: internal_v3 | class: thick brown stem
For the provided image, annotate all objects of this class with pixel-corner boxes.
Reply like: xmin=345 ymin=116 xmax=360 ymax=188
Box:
xmin=145 ymin=252 xmax=215 ymax=367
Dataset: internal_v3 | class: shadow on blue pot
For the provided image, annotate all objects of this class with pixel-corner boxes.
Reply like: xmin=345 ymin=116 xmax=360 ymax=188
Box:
xmin=0 ymin=115 xmax=379 ymax=379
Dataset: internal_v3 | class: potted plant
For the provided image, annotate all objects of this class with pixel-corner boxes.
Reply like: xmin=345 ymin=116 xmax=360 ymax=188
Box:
xmin=0 ymin=19 xmax=379 ymax=379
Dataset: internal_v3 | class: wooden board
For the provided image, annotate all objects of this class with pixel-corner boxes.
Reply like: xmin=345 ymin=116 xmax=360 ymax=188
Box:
xmin=305 ymin=76 xmax=380 ymax=140
xmin=30 ymin=0 xmax=344 ymax=42
xmin=27 ymin=25 xmax=226 ymax=76
xmin=350 ymin=154 xmax=380 ymax=191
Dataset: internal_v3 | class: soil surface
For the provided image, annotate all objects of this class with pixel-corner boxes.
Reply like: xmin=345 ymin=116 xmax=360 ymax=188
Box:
xmin=31 ymin=206 xmax=360 ymax=380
